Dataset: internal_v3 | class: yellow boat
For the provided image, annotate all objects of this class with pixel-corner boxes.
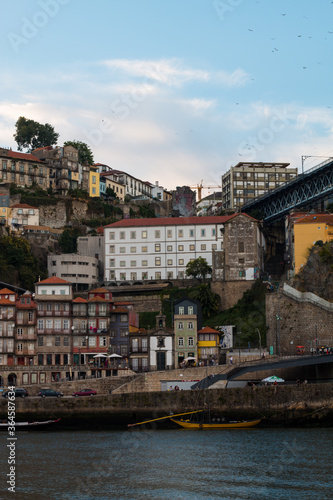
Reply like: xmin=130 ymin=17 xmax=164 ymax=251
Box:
xmin=170 ymin=417 xmax=261 ymax=429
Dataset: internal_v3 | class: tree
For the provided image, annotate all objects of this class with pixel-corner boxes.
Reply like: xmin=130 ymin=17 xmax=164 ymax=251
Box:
xmin=14 ymin=116 xmax=59 ymax=152
xmin=188 ymin=283 xmax=220 ymax=318
xmin=64 ymin=140 xmax=94 ymax=165
xmin=185 ymin=257 xmax=212 ymax=282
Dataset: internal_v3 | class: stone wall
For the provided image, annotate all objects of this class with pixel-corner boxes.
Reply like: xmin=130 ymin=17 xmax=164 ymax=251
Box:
xmin=211 ymin=280 xmax=255 ymax=310
xmin=266 ymin=285 xmax=333 ymax=355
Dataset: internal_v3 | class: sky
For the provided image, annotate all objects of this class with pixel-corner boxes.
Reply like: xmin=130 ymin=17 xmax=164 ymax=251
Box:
xmin=1 ymin=0 xmax=333 ymax=195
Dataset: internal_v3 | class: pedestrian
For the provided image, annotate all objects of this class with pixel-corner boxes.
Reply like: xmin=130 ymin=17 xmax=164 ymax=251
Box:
xmin=230 ymin=356 xmax=233 ymax=365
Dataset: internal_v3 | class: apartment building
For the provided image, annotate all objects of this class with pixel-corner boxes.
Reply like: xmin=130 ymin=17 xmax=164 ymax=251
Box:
xmin=103 ymin=169 xmax=153 ymax=198
xmin=15 ymin=291 xmax=37 ymax=368
xmin=174 ymin=299 xmax=201 ymax=367
xmin=0 ymin=148 xmax=48 ymax=189
xmin=10 ymin=203 xmax=39 ymax=232
xmin=47 ymin=253 xmax=99 ymax=291
xmin=222 ymin=162 xmax=298 ymax=210
xmin=99 ymin=172 xmax=125 ymax=200
xmin=104 ymin=215 xmax=237 ymax=283
xmin=0 ymin=288 xmax=16 ymax=367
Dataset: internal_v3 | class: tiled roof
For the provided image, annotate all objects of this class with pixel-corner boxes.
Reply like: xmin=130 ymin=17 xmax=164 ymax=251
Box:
xmin=88 ymin=296 xmax=110 ymax=302
xmin=294 ymin=214 xmax=333 ymax=225
xmin=0 ymin=288 xmax=16 ymax=295
xmin=198 ymin=326 xmax=220 ymax=334
xmin=89 ymin=288 xmax=109 ymax=293
xmin=1 ymin=149 xmax=44 ymax=162
xmin=0 ymin=298 xmax=14 ymax=305
xmin=104 ymin=213 xmax=254 ymax=228
xmin=111 ymin=307 xmax=129 ymax=313
xmin=36 ymin=277 xmax=71 ymax=285
xmin=11 ymin=204 xmax=38 ymax=209
xmin=72 ymin=297 xmax=88 ymax=303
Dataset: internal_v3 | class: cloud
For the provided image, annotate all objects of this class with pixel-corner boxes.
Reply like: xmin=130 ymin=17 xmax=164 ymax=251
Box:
xmin=176 ymin=98 xmax=217 ymax=113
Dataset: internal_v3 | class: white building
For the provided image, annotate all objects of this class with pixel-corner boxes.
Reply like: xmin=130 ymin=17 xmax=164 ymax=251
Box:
xmin=47 ymin=254 xmax=99 ymax=291
xmin=104 ymin=215 xmax=238 ymax=283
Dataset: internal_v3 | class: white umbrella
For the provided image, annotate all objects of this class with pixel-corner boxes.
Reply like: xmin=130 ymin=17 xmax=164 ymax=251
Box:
xmin=184 ymin=356 xmax=196 ymax=362
xmin=93 ymin=354 xmax=107 ymax=358
xmin=261 ymin=376 xmax=284 ymax=383
xmin=108 ymin=354 xmax=122 ymax=358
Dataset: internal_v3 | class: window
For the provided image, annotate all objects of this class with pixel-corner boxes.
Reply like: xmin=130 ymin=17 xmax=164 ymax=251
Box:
xmin=178 ymin=337 xmax=184 ymax=346
xmin=157 ymin=337 xmax=165 ymax=347
xmin=142 ymin=260 xmax=148 ymax=266
xmin=201 ymin=244 xmax=206 ymax=250
xmin=120 ymin=328 xmax=128 ymax=337
xmin=63 ymin=320 xmax=69 ymax=330
xmin=178 ymin=259 xmax=184 ymax=265
xmin=109 ymin=232 xmax=115 ymax=240
xmin=239 ymin=258 xmax=244 ymax=265
xmin=167 ymin=259 xmax=172 ymax=265
xmin=189 ymin=229 xmax=194 ymax=237
xmin=188 ymin=306 xmax=193 ymax=315
xmin=120 ymin=272 xmax=126 ymax=280
xmin=38 ymin=354 xmax=44 ymax=365
xmin=155 ymin=244 xmax=161 ymax=252
xmin=201 ymin=229 xmax=206 ymax=237
xmin=212 ymin=244 xmax=217 ymax=250
xmin=130 ymin=231 xmax=136 ymax=239
xmin=155 ymin=257 xmax=161 ymax=266
xmin=167 ymin=245 xmax=172 ymax=251
xmin=212 ymin=229 xmax=216 ymax=236
xmin=190 ymin=244 xmax=195 ymax=251
xmin=142 ymin=230 xmax=147 ymax=239
xmin=63 ymin=337 xmax=69 ymax=346
xmin=120 ymin=247 xmax=126 ymax=253
xmin=167 ymin=230 xmax=172 ymax=238
xmin=109 ymin=259 xmax=115 ymax=267
xmin=178 ymin=245 xmax=184 ymax=251
xmin=54 ymin=319 xmax=61 ymax=330
xmin=38 ymin=334 xmax=44 ymax=345
xmin=17 ymin=343 xmax=23 ymax=351
xmin=120 ymin=261 xmax=126 ymax=267
xmin=100 ymin=337 xmax=107 ymax=347
xmin=155 ymin=230 xmax=161 ymax=238
xmin=142 ymin=246 xmax=147 ymax=252
xmin=120 ymin=232 xmax=125 ymax=239
xmin=46 ymin=319 xmax=52 ymax=329
xmin=109 ymin=245 xmax=115 ymax=253
xmin=188 ymin=337 xmax=194 ymax=347
xmin=130 ymin=247 xmax=136 ymax=253
xmin=188 ymin=322 xmax=194 ymax=330
xmin=178 ymin=322 xmax=184 ymax=330
xmin=17 ymin=328 xmax=23 ymax=336
xmin=238 ymin=241 xmax=245 ymax=253
xmin=55 ymin=337 xmax=61 ymax=346
xmin=155 ymin=271 xmax=161 ymax=279
xmin=178 ymin=229 xmax=183 ymax=237
xmin=130 ymin=260 xmax=136 ymax=267
xmin=178 ymin=307 xmax=184 ymax=315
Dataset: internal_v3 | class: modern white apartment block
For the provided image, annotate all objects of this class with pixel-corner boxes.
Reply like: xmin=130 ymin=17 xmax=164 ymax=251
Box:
xmin=47 ymin=254 xmax=99 ymax=291
xmin=104 ymin=215 xmax=238 ymax=283
xmin=222 ymin=162 xmax=298 ymax=210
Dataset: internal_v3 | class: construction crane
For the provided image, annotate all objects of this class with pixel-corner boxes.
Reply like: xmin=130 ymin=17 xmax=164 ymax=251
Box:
xmin=189 ymin=180 xmax=222 ymax=201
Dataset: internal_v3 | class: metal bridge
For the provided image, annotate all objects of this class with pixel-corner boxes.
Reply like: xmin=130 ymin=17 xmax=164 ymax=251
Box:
xmin=242 ymin=158 xmax=333 ymax=222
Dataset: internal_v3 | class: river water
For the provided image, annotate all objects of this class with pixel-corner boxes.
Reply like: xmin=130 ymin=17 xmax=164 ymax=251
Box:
xmin=1 ymin=427 xmax=332 ymax=500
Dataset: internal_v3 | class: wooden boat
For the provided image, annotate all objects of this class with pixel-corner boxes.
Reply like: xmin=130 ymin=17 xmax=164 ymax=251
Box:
xmin=170 ymin=415 xmax=261 ymax=429
xmin=0 ymin=418 xmax=61 ymax=430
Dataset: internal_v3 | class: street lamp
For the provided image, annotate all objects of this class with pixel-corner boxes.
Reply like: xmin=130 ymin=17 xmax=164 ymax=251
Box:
xmin=254 ymin=328 xmax=261 ymax=358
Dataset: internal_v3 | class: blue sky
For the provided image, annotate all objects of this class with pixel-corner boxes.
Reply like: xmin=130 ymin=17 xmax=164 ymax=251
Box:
xmin=1 ymin=0 xmax=333 ymax=194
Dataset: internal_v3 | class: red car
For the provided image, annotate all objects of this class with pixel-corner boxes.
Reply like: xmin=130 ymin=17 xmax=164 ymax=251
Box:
xmin=72 ymin=389 xmax=97 ymax=397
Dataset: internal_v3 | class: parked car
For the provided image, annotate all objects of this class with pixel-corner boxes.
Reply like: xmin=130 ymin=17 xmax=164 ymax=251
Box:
xmin=2 ymin=388 xmax=29 ymax=398
xmin=72 ymin=389 xmax=97 ymax=397
xmin=38 ymin=389 xmax=63 ymax=398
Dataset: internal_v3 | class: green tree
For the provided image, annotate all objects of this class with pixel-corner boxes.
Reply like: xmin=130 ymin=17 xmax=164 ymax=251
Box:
xmin=185 ymin=257 xmax=212 ymax=282
xmin=14 ymin=116 xmax=59 ymax=152
xmin=188 ymin=283 xmax=220 ymax=318
xmin=64 ymin=140 xmax=94 ymax=165
xmin=58 ymin=228 xmax=82 ymax=253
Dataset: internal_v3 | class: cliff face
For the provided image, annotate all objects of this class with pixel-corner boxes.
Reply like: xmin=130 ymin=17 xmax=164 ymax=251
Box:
xmin=291 ymin=241 xmax=333 ymax=301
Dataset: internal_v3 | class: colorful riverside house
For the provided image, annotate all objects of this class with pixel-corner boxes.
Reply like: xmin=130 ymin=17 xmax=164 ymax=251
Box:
xmin=0 ymin=288 xmax=17 ymax=368
xmin=174 ymin=298 xmax=202 ymax=367
xmin=197 ymin=326 xmax=221 ymax=366
xmin=15 ymin=291 xmax=37 ymax=368
xmin=128 ymin=325 xmax=149 ymax=372
xmin=109 ymin=306 xmax=129 ymax=366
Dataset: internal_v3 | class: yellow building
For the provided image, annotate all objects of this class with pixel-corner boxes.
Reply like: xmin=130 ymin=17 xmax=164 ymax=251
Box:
xmin=293 ymin=214 xmax=333 ymax=273
xmin=89 ymin=166 xmax=100 ymax=197
xmin=197 ymin=326 xmax=220 ymax=365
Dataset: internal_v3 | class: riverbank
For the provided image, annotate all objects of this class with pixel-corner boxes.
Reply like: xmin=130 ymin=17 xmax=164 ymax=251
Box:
xmin=1 ymin=383 xmax=332 ymax=428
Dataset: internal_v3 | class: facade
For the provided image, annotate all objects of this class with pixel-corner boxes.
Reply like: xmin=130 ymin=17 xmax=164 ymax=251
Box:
xmin=15 ymin=291 xmax=37 ymax=368
xmin=47 ymin=253 xmax=99 ymax=291
xmin=99 ymin=172 xmax=125 ymax=200
xmin=89 ymin=165 xmax=100 ymax=197
xmin=293 ymin=214 xmax=333 ymax=273
xmin=0 ymin=148 xmax=48 ymax=189
xmin=150 ymin=181 xmax=172 ymax=201
xmin=0 ymin=193 xmax=10 ymax=225
xmin=222 ymin=162 xmax=298 ymax=210
xmin=197 ymin=326 xmax=220 ymax=365
xmin=149 ymin=313 xmax=174 ymax=371
xmin=129 ymin=327 xmax=149 ymax=372
xmin=10 ymin=203 xmax=39 ymax=232
xmin=174 ymin=299 xmax=201 ymax=367
xmin=77 ymin=232 xmax=105 ymax=281
xmin=32 ymin=145 xmax=86 ymax=195
xmin=104 ymin=215 xmax=239 ymax=283
xmin=109 ymin=306 xmax=129 ymax=360
xmin=103 ymin=169 xmax=153 ymax=198
xmin=0 ymin=288 xmax=16 ymax=367
xmin=197 ymin=192 xmax=223 ymax=216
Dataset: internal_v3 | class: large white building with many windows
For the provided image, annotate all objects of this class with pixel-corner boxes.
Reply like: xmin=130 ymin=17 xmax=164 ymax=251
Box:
xmin=103 ymin=215 xmax=241 ymax=283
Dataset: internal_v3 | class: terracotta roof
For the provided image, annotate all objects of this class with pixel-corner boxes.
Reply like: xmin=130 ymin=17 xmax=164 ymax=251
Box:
xmin=0 ymin=298 xmax=14 ymax=305
xmin=104 ymin=213 xmax=255 ymax=228
xmin=0 ymin=288 xmax=16 ymax=295
xmin=111 ymin=307 xmax=129 ymax=313
xmin=36 ymin=277 xmax=71 ymax=285
xmin=198 ymin=326 xmax=220 ymax=334
xmin=11 ymin=204 xmax=38 ymax=209
xmin=294 ymin=214 xmax=333 ymax=225
xmin=115 ymin=301 xmax=133 ymax=306
xmin=72 ymin=297 xmax=88 ymax=303
xmin=1 ymin=149 xmax=44 ymax=162
xmin=88 ymin=296 xmax=110 ymax=302
xmin=89 ymin=288 xmax=109 ymax=293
